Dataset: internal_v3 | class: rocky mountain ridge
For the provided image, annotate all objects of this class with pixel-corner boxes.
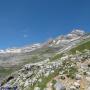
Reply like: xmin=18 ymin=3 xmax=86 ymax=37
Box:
xmin=0 ymin=29 xmax=86 ymax=54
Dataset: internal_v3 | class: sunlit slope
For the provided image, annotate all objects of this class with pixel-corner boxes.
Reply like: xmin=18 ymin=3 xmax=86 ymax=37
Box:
xmin=70 ymin=39 xmax=90 ymax=54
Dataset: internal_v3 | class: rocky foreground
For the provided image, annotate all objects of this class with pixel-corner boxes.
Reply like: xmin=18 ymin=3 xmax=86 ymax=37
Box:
xmin=1 ymin=49 xmax=90 ymax=90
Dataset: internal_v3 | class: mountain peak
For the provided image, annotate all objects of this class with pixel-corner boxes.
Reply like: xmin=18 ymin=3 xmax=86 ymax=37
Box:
xmin=71 ymin=29 xmax=85 ymax=36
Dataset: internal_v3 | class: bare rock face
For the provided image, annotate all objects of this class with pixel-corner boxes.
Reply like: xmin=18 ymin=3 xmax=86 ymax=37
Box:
xmin=74 ymin=82 xmax=80 ymax=89
xmin=70 ymin=86 xmax=76 ymax=90
xmin=34 ymin=87 xmax=40 ymax=90
xmin=54 ymin=81 xmax=66 ymax=90
xmin=75 ymin=74 xmax=82 ymax=80
xmin=71 ymin=29 xmax=85 ymax=36
xmin=86 ymin=77 xmax=90 ymax=82
xmin=87 ymin=87 xmax=90 ymax=90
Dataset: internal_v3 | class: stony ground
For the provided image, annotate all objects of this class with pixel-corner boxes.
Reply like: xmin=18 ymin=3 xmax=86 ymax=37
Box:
xmin=1 ymin=49 xmax=90 ymax=90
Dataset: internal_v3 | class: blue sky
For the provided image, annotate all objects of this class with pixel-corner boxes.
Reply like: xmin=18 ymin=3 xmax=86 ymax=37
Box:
xmin=0 ymin=0 xmax=90 ymax=49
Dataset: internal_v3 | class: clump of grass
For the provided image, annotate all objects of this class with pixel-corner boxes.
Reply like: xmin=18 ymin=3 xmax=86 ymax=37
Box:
xmin=62 ymin=60 xmax=78 ymax=79
xmin=52 ymin=80 xmax=56 ymax=90
xmin=66 ymin=66 xmax=77 ymax=79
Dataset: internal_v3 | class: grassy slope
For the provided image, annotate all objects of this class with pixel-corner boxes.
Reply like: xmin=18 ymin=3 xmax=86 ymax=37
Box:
xmin=0 ymin=68 xmax=13 ymax=78
xmin=70 ymin=40 xmax=90 ymax=54
xmin=0 ymin=65 xmax=22 ymax=81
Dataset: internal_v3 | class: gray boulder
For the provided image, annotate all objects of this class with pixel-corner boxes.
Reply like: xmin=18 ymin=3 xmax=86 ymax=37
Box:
xmin=54 ymin=81 xmax=66 ymax=90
